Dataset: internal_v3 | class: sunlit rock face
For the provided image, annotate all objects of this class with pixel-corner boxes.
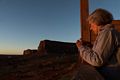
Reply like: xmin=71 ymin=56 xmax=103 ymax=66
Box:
xmin=37 ymin=40 xmax=78 ymax=55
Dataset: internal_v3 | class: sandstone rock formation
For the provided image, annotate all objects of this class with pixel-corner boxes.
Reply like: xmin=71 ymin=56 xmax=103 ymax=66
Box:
xmin=37 ymin=40 xmax=78 ymax=55
xmin=23 ymin=39 xmax=78 ymax=56
xmin=23 ymin=49 xmax=37 ymax=55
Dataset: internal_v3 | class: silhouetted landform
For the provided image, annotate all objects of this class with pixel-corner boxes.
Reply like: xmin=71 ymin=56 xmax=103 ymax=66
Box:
xmin=38 ymin=40 xmax=78 ymax=55
xmin=23 ymin=49 xmax=37 ymax=55
xmin=23 ymin=39 xmax=78 ymax=56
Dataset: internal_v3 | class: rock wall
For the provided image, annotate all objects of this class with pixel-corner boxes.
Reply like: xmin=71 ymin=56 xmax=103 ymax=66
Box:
xmin=23 ymin=40 xmax=78 ymax=56
xmin=23 ymin=49 xmax=37 ymax=55
xmin=37 ymin=40 xmax=78 ymax=55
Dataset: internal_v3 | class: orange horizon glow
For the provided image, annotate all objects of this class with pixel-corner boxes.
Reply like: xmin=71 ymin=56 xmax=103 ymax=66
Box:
xmin=0 ymin=49 xmax=23 ymax=55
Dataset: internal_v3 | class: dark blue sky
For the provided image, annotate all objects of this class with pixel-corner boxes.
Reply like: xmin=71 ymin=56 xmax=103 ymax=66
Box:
xmin=0 ymin=0 xmax=120 ymax=54
xmin=0 ymin=0 xmax=80 ymax=54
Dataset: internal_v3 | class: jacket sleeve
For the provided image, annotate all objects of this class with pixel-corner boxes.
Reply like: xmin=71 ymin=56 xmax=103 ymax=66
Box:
xmin=78 ymin=29 xmax=115 ymax=67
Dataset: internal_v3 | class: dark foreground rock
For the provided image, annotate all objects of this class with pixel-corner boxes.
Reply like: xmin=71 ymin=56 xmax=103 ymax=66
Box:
xmin=0 ymin=54 xmax=76 ymax=80
xmin=0 ymin=54 xmax=105 ymax=80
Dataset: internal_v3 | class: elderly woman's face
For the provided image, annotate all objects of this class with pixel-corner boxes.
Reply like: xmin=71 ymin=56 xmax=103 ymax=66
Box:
xmin=89 ymin=23 xmax=99 ymax=35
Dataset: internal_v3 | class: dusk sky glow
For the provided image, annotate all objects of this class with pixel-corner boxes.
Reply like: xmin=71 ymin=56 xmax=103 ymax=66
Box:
xmin=0 ymin=0 xmax=120 ymax=54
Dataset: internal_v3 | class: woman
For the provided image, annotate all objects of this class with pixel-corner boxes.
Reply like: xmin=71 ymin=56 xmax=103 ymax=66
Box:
xmin=76 ymin=8 xmax=120 ymax=80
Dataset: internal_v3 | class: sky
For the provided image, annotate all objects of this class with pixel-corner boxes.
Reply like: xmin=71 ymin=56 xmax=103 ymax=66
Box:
xmin=0 ymin=0 xmax=120 ymax=55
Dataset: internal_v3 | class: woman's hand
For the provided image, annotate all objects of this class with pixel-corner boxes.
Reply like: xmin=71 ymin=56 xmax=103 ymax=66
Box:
xmin=76 ymin=40 xmax=82 ymax=48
